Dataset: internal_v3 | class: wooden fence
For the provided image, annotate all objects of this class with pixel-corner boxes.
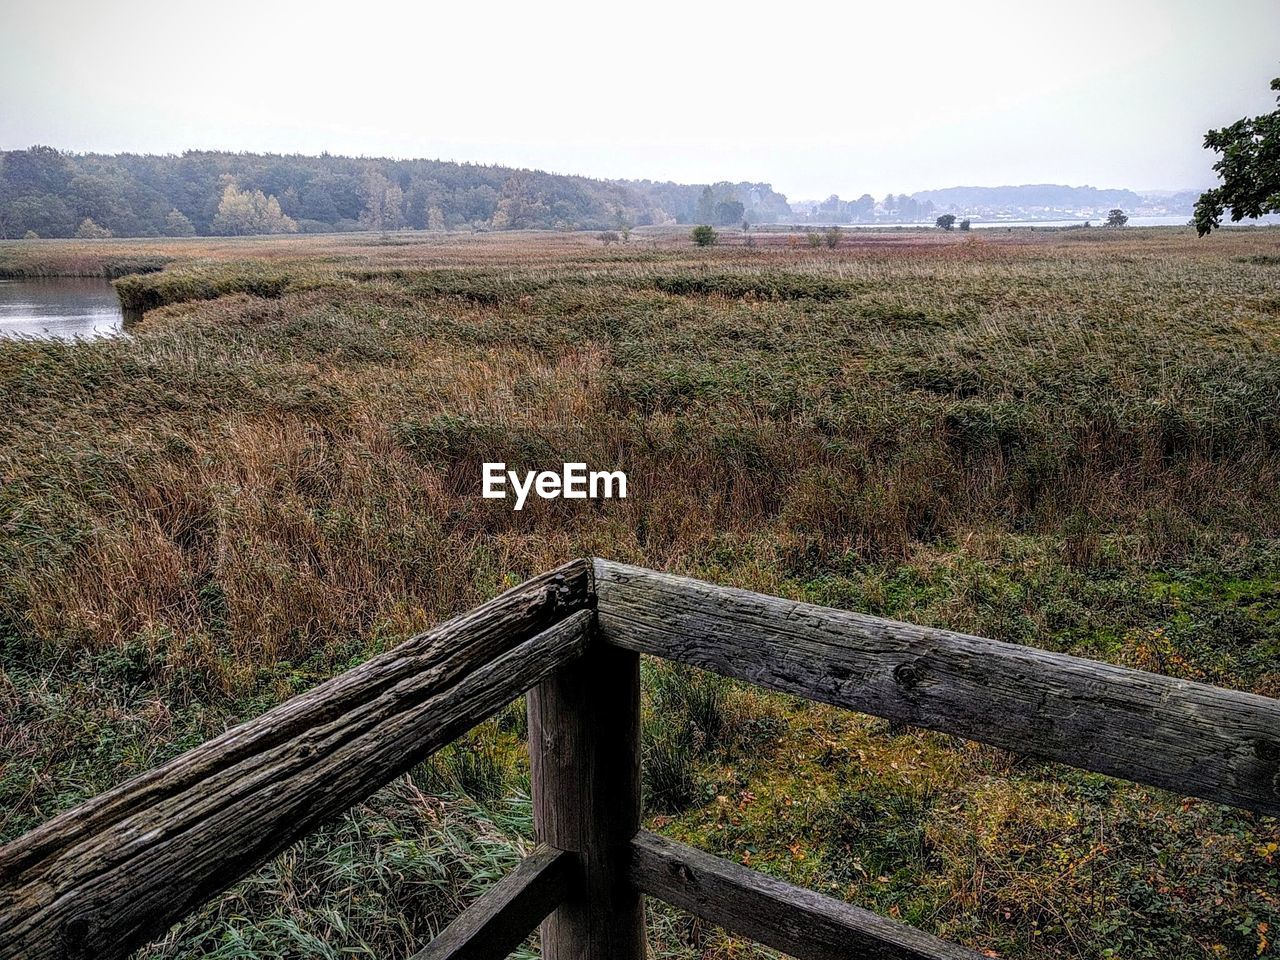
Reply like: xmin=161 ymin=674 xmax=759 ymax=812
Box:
xmin=2 ymin=557 xmax=1277 ymax=960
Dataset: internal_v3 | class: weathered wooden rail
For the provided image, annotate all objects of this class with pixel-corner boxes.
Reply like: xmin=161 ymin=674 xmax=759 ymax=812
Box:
xmin=2 ymin=557 xmax=1277 ymax=960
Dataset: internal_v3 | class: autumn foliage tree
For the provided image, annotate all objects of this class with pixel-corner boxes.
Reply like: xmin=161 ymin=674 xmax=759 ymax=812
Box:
xmin=359 ymin=169 xmax=406 ymax=234
xmin=211 ymin=178 xmax=297 ymax=235
xmin=490 ymin=173 xmax=550 ymax=230
xmin=74 ymin=217 xmax=111 ymax=239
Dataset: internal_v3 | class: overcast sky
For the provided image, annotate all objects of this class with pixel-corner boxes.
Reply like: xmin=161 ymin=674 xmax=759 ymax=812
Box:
xmin=2 ymin=0 xmax=1277 ymax=199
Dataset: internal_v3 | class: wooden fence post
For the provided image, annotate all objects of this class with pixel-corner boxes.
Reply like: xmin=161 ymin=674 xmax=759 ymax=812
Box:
xmin=527 ymin=631 xmax=646 ymax=959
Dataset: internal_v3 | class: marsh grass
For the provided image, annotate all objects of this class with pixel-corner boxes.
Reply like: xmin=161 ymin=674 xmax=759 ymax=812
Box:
xmin=2 ymin=227 xmax=1279 ymax=958
xmin=414 ymin=720 xmax=520 ymax=805
xmin=142 ymin=778 xmax=541 ymax=960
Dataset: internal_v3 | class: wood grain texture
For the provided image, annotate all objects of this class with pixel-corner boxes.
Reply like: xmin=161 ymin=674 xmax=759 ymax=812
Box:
xmin=411 ymin=845 xmax=576 ymax=960
xmin=528 ymin=642 xmax=646 ymax=959
xmin=0 ymin=560 xmax=594 ymax=960
xmin=594 ymin=560 xmax=1280 ymax=815
xmin=629 ymin=831 xmax=982 ymax=960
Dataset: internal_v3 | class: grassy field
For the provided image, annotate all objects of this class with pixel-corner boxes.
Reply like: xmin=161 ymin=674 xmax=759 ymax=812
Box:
xmin=3 ymin=225 xmax=1280 ymax=959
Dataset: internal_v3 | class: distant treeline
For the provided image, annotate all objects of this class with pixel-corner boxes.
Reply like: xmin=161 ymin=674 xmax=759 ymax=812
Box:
xmin=912 ymin=183 xmax=1145 ymax=211
xmin=792 ymin=193 xmax=939 ymax=223
xmin=0 ymin=146 xmax=791 ymax=238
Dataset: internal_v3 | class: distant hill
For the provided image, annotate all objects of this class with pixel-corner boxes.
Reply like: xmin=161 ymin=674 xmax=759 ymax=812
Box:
xmin=789 ymin=182 xmax=1186 ymax=226
xmin=912 ymin=183 xmax=1146 ymax=213
xmin=0 ymin=147 xmax=794 ymax=239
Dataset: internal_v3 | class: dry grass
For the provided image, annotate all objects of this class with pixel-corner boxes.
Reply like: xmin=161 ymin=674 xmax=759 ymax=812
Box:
xmin=2 ymin=225 xmax=1280 ymax=959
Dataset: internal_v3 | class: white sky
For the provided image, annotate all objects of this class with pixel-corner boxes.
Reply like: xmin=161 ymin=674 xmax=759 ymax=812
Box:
xmin=1 ymin=0 xmax=1277 ymax=198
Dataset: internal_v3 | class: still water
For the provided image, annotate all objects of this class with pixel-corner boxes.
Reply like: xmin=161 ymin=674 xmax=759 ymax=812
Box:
xmin=827 ymin=215 xmax=1280 ymax=229
xmin=0 ymin=278 xmax=125 ymax=340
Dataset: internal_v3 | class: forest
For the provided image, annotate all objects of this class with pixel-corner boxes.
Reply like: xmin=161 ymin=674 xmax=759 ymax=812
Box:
xmin=0 ymin=146 xmax=790 ymax=238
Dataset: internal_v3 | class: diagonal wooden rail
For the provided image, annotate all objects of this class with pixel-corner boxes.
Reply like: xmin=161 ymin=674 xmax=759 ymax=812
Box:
xmin=0 ymin=561 xmax=593 ymax=960
xmin=1 ymin=556 xmax=1276 ymax=960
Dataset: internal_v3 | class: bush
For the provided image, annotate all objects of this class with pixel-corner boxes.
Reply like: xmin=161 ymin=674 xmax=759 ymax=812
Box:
xmin=691 ymin=224 xmax=718 ymax=247
xmin=75 ymin=218 xmax=112 ymax=240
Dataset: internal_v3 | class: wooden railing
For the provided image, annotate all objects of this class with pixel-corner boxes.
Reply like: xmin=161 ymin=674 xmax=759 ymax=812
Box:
xmin=2 ymin=557 xmax=1278 ymax=960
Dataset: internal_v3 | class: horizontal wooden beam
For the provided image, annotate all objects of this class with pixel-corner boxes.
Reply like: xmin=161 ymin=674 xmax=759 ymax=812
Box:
xmin=0 ymin=560 xmax=595 ymax=960
xmin=595 ymin=560 xmax=1280 ymax=816
xmin=629 ymin=831 xmax=981 ymax=960
xmin=411 ymin=846 xmax=576 ymax=960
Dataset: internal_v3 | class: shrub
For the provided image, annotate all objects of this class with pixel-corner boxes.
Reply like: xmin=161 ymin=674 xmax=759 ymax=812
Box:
xmin=691 ymin=224 xmax=718 ymax=247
